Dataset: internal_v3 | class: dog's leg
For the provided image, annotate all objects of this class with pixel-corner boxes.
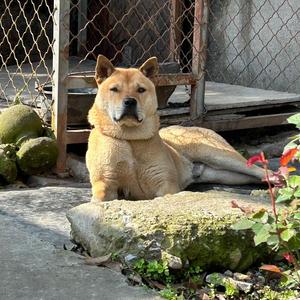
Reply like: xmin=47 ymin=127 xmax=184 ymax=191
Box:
xmin=91 ymin=180 xmax=118 ymax=202
xmin=160 ymin=126 xmax=266 ymax=182
xmin=155 ymin=181 xmax=181 ymax=197
xmin=193 ymin=163 xmax=261 ymax=185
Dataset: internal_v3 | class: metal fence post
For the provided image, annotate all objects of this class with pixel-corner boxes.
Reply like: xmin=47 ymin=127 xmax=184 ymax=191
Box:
xmin=52 ymin=0 xmax=70 ymax=173
xmin=191 ymin=0 xmax=208 ymax=119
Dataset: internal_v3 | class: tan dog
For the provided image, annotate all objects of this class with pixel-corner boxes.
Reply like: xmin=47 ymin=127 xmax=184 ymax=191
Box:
xmin=86 ymin=55 xmax=265 ymax=201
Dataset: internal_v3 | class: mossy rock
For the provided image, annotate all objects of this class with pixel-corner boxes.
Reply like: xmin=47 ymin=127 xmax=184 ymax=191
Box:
xmin=67 ymin=191 xmax=271 ymax=272
xmin=16 ymin=137 xmax=58 ymax=175
xmin=0 ymin=104 xmax=43 ymax=145
xmin=0 ymin=144 xmax=17 ymax=184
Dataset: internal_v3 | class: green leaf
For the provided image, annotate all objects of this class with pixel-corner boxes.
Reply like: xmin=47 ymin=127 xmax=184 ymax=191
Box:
xmin=288 ymin=176 xmax=300 ymax=188
xmin=252 ymin=210 xmax=269 ymax=223
xmin=267 ymin=234 xmax=280 ymax=246
xmin=251 ymin=223 xmax=264 ymax=234
xmin=254 ymin=227 xmax=271 ymax=246
xmin=287 ymin=114 xmax=300 ymax=128
xmin=280 ymin=229 xmax=295 ymax=242
xmin=276 ymin=194 xmax=292 ymax=203
xmin=286 ymin=235 xmax=300 ymax=251
xmin=293 ymin=188 xmax=300 ymax=198
xmin=277 ymin=187 xmax=294 ymax=203
xmin=231 ymin=219 xmax=254 ymax=230
xmin=293 ymin=212 xmax=300 ymax=219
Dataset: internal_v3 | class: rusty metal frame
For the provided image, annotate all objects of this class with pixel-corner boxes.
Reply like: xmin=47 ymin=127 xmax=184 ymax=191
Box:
xmin=53 ymin=0 xmax=208 ymax=171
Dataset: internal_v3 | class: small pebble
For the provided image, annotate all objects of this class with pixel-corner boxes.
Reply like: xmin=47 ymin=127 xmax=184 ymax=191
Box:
xmin=233 ymin=272 xmax=251 ymax=281
xmin=224 ymin=270 xmax=233 ymax=277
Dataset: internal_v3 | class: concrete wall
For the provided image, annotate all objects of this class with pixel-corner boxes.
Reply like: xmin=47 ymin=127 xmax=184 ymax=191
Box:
xmin=206 ymin=0 xmax=300 ymax=93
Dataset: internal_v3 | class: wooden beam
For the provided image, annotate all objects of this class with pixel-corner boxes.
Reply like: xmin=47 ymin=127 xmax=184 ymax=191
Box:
xmin=66 ymin=129 xmax=91 ymax=144
xmin=66 ymin=73 xmax=197 ymax=89
xmin=190 ymin=112 xmax=294 ymax=131
xmin=191 ymin=0 xmax=208 ymax=119
xmin=52 ymin=0 xmax=70 ymax=173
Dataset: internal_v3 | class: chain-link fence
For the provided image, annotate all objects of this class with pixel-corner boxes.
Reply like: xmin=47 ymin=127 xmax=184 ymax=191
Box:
xmin=206 ymin=0 xmax=300 ymax=94
xmin=0 ymin=0 xmax=54 ymax=120
xmin=69 ymin=0 xmax=201 ymax=73
xmin=2 ymin=0 xmax=300 ymax=171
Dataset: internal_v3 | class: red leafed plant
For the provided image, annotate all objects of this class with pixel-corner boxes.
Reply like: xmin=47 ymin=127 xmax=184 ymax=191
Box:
xmin=232 ymin=114 xmax=300 ymax=287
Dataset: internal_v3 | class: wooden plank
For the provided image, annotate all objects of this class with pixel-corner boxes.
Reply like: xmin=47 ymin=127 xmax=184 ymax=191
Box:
xmin=66 ymin=129 xmax=91 ymax=144
xmin=190 ymin=0 xmax=208 ymax=119
xmin=158 ymin=106 xmax=189 ymax=116
xmin=191 ymin=112 xmax=295 ymax=131
xmin=66 ymin=73 xmax=197 ymax=89
xmin=52 ymin=0 xmax=70 ymax=173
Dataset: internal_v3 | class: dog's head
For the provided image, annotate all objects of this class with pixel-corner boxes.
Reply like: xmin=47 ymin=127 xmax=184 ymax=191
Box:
xmin=89 ymin=55 xmax=160 ymax=140
xmin=92 ymin=55 xmax=159 ymax=128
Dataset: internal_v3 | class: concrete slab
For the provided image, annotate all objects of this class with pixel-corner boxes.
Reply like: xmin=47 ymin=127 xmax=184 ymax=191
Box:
xmin=205 ymin=81 xmax=300 ymax=110
xmin=0 ymin=187 xmax=160 ymax=300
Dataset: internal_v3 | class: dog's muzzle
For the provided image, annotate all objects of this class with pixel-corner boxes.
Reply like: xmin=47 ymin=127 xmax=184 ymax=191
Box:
xmin=114 ymin=97 xmax=142 ymax=122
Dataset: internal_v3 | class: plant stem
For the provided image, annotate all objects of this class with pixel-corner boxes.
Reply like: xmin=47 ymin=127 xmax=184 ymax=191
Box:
xmin=263 ymin=163 xmax=278 ymax=222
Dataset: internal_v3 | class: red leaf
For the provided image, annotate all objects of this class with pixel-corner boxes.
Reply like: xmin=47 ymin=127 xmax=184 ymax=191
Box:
xmin=280 ymin=148 xmax=298 ymax=167
xmin=282 ymin=252 xmax=295 ymax=264
xmin=247 ymin=152 xmax=267 ymax=167
xmin=259 ymin=264 xmax=282 ymax=273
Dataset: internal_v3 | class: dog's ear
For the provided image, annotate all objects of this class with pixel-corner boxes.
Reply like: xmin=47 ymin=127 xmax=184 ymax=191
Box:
xmin=139 ymin=57 xmax=159 ymax=78
xmin=95 ymin=55 xmax=115 ymax=84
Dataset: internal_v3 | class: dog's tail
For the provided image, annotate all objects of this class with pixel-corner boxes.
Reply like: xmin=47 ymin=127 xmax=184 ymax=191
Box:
xmin=159 ymin=125 xmax=265 ymax=180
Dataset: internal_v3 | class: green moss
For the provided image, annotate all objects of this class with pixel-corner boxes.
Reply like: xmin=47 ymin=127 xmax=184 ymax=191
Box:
xmin=0 ymin=144 xmax=17 ymax=184
xmin=16 ymin=137 xmax=58 ymax=175
xmin=0 ymin=104 xmax=43 ymax=145
xmin=122 ymin=213 xmax=267 ymax=272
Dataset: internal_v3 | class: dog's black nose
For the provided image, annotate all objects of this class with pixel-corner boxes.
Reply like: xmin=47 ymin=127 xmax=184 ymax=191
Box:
xmin=123 ymin=97 xmax=137 ymax=107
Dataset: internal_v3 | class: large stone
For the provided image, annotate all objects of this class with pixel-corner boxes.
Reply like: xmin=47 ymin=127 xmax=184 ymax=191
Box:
xmin=67 ymin=191 xmax=270 ymax=272
xmin=16 ymin=137 xmax=58 ymax=175
xmin=0 ymin=144 xmax=17 ymax=184
xmin=0 ymin=104 xmax=43 ymax=145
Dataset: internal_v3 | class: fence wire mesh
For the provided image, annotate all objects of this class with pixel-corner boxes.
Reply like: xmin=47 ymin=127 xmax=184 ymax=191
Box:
xmin=2 ymin=0 xmax=300 ymax=125
xmin=206 ymin=0 xmax=300 ymax=94
xmin=0 ymin=0 xmax=54 ymax=119
xmin=67 ymin=0 xmax=199 ymax=74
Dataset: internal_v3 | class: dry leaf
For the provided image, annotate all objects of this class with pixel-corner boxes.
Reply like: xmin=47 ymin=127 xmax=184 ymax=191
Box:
xmin=84 ymin=253 xmax=112 ymax=266
xmin=144 ymin=278 xmax=166 ymax=290
xmin=103 ymin=261 xmax=123 ymax=273
xmin=127 ymin=273 xmax=143 ymax=285
xmin=259 ymin=264 xmax=282 ymax=273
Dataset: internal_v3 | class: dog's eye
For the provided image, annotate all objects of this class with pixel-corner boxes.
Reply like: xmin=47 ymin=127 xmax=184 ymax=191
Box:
xmin=110 ymin=87 xmax=119 ymax=92
xmin=137 ymin=87 xmax=146 ymax=93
